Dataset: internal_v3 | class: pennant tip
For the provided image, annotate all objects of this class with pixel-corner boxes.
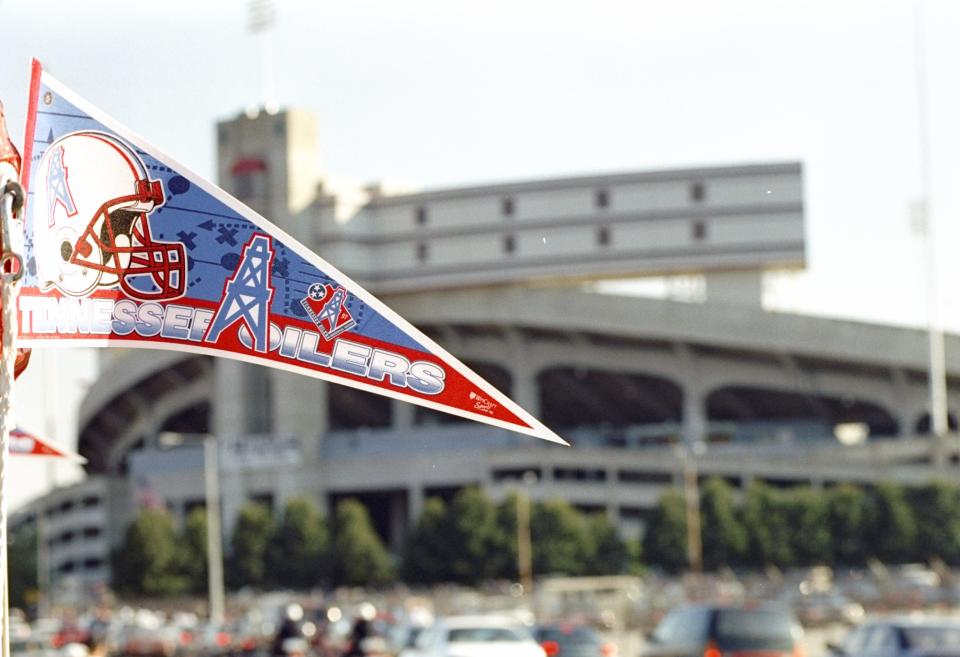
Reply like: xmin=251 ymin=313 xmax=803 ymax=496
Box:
xmin=535 ymin=427 xmax=571 ymax=447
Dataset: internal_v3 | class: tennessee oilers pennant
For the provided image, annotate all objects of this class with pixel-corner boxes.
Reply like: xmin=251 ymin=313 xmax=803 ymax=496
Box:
xmin=18 ymin=60 xmax=567 ymax=445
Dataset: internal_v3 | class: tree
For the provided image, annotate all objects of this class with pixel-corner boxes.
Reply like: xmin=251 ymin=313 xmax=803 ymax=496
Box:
xmin=531 ymin=499 xmax=594 ymax=577
xmin=584 ymin=513 xmax=629 ymax=575
xmin=9 ymin=523 xmax=37 ymax=610
xmin=910 ymin=482 xmax=960 ymax=564
xmin=787 ymin=488 xmax=831 ymax=566
xmin=700 ymin=477 xmax=747 ymax=570
xmin=268 ymin=497 xmax=328 ymax=589
xmin=180 ymin=507 xmax=208 ymax=594
xmin=331 ymin=498 xmax=394 ymax=587
xmin=402 ymin=497 xmax=455 ymax=584
xmin=229 ymin=502 xmax=276 ymax=589
xmin=625 ymin=539 xmax=644 ymax=575
xmin=827 ymin=484 xmax=867 ymax=565
xmin=742 ymin=482 xmax=793 ymax=568
xmin=865 ymin=482 xmax=916 ymax=564
xmin=643 ymin=489 xmax=687 ymax=572
xmin=494 ymin=493 xmax=520 ymax=580
xmin=447 ymin=487 xmax=507 ymax=583
xmin=112 ymin=508 xmax=189 ymax=596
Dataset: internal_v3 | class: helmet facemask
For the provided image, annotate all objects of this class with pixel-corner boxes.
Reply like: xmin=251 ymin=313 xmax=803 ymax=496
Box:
xmin=34 ymin=132 xmax=188 ymax=302
xmin=70 ymin=179 xmax=186 ymax=300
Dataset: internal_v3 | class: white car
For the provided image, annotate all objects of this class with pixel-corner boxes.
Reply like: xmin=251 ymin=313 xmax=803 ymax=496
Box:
xmin=398 ymin=615 xmax=546 ymax=657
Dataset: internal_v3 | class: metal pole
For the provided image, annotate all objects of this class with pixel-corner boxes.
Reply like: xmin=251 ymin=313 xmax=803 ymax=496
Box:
xmin=204 ymin=438 xmax=225 ymax=624
xmin=0 ymin=170 xmax=25 ymax=657
xmin=248 ymin=0 xmax=278 ymax=112
xmin=516 ymin=487 xmax=533 ymax=596
xmin=38 ymin=353 xmax=57 ymax=616
xmin=912 ymin=0 xmax=950 ymax=463
xmin=516 ymin=470 xmax=538 ymax=597
xmin=36 ymin=509 xmax=49 ymax=617
xmin=683 ymin=449 xmax=703 ymax=573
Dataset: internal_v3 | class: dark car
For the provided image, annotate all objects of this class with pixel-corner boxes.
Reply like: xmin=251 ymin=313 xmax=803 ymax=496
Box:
xmin=829 ymin=619 xmax=960 ymax=657
xmin=534 ymin=624 xmax=616 ymax=657
xmin=642 ymin=604 xmax=804 ymax=657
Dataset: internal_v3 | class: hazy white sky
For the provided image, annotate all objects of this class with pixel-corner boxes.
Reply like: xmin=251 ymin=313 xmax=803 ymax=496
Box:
xmin=4 ymin=0 xmax=960 ymax=506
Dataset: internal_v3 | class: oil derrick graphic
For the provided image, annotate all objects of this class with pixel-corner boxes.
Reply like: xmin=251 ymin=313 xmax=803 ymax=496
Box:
xmin=205 ymin=233 xmax=275 ymax=353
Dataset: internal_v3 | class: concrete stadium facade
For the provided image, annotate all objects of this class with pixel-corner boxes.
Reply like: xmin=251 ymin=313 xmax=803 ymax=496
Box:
xmin=15 ymin=107 xmax=960 ymax=589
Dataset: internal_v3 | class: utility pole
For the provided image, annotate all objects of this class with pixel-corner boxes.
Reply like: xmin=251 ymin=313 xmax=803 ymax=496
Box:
xmin=912 ymin=0 xmax=950 ymax=464
xmin=682 ymin=447 xmax=703 ymax=573
xmin=516 ymin=470 xmax=537 ymax=597
xmin=204 ymin=438 xmax=225 ymax=624
xmin=247 ymin=0 xmax=278 ymax=114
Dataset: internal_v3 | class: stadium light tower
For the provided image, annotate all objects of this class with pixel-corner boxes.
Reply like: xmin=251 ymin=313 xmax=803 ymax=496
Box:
xmin=912 ymin=0 xmax=950 ymax=463
xmin=248 ymin=0 xmax=279 ymax=115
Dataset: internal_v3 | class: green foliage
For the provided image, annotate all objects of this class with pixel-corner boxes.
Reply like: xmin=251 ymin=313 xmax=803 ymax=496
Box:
xmin=865 ymin=482 xmax=916 ymax=564
xmin=787 ymin=487 xmax=831 ymax=566
xmin=640 ymin=479 xmax=960 ymax=571
xmin=180 ymin=507 xmax=208 ymax=594
xmin=531 ymin=499 xmax=594 ymax=576
xmin=827 ymin=484 xmax=867 ymax=565
xmin=625 ymin=539 xmax=645 ymax=575
xmin=111 ymin=478 xmax=960 ymax=591
xmin=700 ymin=477 xmax=746 ymax=569
xmin=643 ymin=489 xmax=688 ymax=573
xmin=447 ymin=487 xmax=507 ymax=583
xmin=228 ymin=503 xmax=277 ymax=590
xmin=9 ymin=523 xmax=37 ymax=610
xmin=331 ymin=498 xmax=395 ymax=587
xmin=268 ymin=497 xmax=328 ymax=589
xmin=492 ymin=494 xmax=516 ymax=578
xmin=584 ymin=512 xmax=630 ymax=575
xmin=910 ymin=482 xmax=960 ymax=563
xmin=402 ymin=490 xmax=628 ymax=583
xmin=402 ymin=497 xmax=454 ymax=584
xmin=742 ymin=483 xmax=793 ymax=567
xmin=112 ymin=508 xmax=189 ymax=596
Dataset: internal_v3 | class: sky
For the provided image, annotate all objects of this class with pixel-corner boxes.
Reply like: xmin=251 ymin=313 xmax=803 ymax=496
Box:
xmin=3 ymin=0 xmax=960 ymax=507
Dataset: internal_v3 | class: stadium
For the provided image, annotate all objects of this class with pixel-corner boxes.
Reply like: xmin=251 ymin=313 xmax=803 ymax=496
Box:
xmin=14 ymin=106 xmax=960 ymax=590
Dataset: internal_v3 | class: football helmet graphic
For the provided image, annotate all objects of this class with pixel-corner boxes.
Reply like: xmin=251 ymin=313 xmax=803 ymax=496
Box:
xmin=33 ymin=131 xmax=186 ymax=300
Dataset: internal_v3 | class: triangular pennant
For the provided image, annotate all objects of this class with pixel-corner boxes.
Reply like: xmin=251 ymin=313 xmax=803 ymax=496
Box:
xmin=10 ymin=426 xmax=86 ymax=462
xmin=18 ymin=60 xmax=566 ymax=445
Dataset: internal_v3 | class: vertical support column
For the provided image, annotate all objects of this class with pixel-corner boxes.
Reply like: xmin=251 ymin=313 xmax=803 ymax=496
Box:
xmin=389 ymin=492 xmax=408 ymax=551
xmin=890 ymin=369 xmax=916 ymax=439
xmin=270 ymin=369 xmax=328 ymax=462
xmin=217 ymin=466 xmax=245 ymax=541
xmin=506 ymin=330 xmax=540 ymax=420
xmin=676 ymin=345 xmax=706 ymax=446
xmin=407 ymin=485 xmax=424 ymax=526
xmin=606 ymin=465 xmax=619 ymax=525
xmin=212 ymin=360 xmax=247 ymax=438
xmin=392 ymin=399 xmax=415 ymax=430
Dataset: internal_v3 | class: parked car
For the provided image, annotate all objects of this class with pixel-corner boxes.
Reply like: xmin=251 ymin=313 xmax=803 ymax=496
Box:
xmin=534 ymin=624 xmax=616 ymax=657
xmin=790 ymin=591 xmax=865 ymax=627
xmin=642 ymin=604 xmax=804 ymax=657
xmin=828 ymin=618 xmax=960 ymax=656
xmin=398 ymin=615 xmax=545 ymax=657
xmin=118 ymin=624 xmax=178 ymax=657
xmin=386 ymin=623 xmax=426 ymax=656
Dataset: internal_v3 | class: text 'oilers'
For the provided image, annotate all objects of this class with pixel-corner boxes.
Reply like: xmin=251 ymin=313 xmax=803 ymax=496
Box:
xmin=19 ymin=294 xmax=446 ymax=395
